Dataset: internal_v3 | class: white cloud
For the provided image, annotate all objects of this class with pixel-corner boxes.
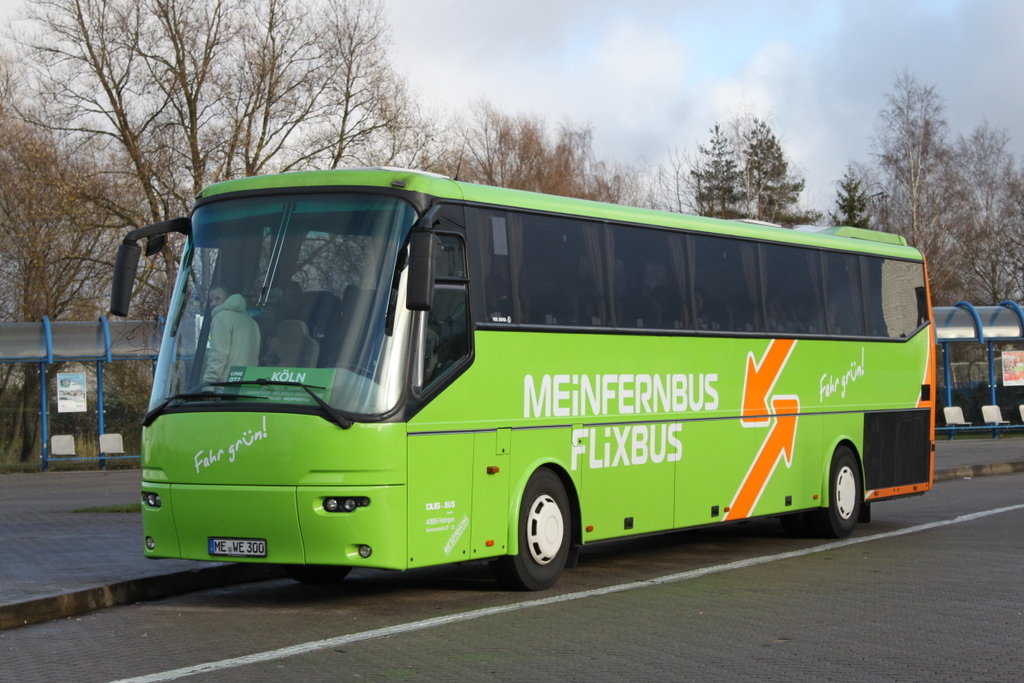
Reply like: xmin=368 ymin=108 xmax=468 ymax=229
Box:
xmin=4 ymin=0 xmax=1021 ymax=215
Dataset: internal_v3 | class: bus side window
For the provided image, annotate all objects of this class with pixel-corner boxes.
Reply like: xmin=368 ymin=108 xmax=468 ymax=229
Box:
xmin=692 ymin=234 xmax=762 ymax=333
xmin=761 ymin=242 xmax=825 ymax=335
xmin=512 ymin=213 xmax=607 ymax=327
xmin=609 ymin=224 xmax=690 ymax=330
xmin=865 ymin=257 xmax=927 ymax=339
xmin=823 ymin=252 xmax=865 ymax=337
xmin=479 ymin=212 xmax=514 ymax=324
xmin=423 ymin=284 xmax=469 ymax=388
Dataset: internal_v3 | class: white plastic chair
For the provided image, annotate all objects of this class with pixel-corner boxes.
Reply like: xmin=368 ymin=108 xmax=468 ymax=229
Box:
xmin=51 ymin=435 xmax=76 ymax=456
xmin=981 ymin=405 xmax=1009 ymax=425
xmin=99 ymin=433 xmax=124 ymax=455
xmin=943 ymin=406 xmax=969 ymax=427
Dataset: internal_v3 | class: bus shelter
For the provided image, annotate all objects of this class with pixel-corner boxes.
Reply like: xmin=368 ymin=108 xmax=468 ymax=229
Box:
xmin=933 ymin=301 xmax=1024 ymax=435
xmin=0 ymin=317 xmax=161 ymax=469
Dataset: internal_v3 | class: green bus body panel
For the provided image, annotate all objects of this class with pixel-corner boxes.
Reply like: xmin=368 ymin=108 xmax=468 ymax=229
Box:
xmin=140 ymin=483 xmax=180 ymax=558
xmin=141 ymin=414 xmax=410 ymax=569
xmin=142 ymin=414 xmax=406 ymax=486
xmin=409 ymin=328 xmax=931 ymax=543
xmin=404 ymin=431 xmax=513 ymax=567
xmin=171 ymin=484 xmax=305 ymax=562
xmin=297 ymin=485 xmax=406 ymax=569
xmin=407 ymin=433 xmax=475 ymax=567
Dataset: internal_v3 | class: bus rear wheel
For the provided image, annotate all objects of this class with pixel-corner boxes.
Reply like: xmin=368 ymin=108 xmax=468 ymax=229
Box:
xmin=809 ymin=445 xmax=862 ymax=539
xmin=285 ymin=564 xmax=352 ymax=585
xmin=491 ymin=467 xmax=572 ymax=591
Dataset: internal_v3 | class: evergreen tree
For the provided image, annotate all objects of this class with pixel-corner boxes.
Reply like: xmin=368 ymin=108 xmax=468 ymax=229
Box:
xmin=690 ymin=124 xmax=741 ymax=219
xmin=829 ymin=165 xmax=872 ymax=228
xmin=738 ymin=118 xmax=805 ymax=224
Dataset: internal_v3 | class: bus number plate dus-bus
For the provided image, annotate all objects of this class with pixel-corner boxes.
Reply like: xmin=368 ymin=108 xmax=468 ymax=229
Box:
xmin=208 ymin=537 xmax=267 ymax=557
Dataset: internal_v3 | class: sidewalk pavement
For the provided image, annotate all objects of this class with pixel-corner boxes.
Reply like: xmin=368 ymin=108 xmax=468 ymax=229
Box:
xmin=3 ymin=439 xmax=1023 ymax=630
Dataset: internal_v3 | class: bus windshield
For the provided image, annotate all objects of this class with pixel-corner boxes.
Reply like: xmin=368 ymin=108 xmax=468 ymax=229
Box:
xmin=151 ymin=193 xmax=418 ymax=417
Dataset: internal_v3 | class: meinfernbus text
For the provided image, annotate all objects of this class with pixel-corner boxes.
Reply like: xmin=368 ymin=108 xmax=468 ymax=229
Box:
xmin=111 ymin=168 xmax=935 ymax=590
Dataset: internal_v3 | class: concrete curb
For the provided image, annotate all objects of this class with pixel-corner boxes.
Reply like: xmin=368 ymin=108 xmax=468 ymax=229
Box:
xmin=932 ymin=460 xmax=1024 ymax=482
xmin=0 ymin=563 xmax=285 ymax=631
xmin=2 ymin=461 xmax=1022 ymax=631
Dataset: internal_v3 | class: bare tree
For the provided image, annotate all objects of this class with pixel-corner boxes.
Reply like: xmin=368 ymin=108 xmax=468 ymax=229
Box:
xmin=13 ymin=0 xmax=426 ymax=313
xmin=954 ymin=122 xmax=1022 ymax=304
xmin=873 ymin=72 xmax=962 ymax=302
xmin=0 ymin=61 xmax=120 ymax=462
xmin=452 ymin=100 xmax=649 ymax=205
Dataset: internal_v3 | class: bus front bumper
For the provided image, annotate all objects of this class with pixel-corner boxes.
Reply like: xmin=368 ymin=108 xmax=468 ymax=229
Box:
xmin=141 ymin=483 xmax=408 ymax=570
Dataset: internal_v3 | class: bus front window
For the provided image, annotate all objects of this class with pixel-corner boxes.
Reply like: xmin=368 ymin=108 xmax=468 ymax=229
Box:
xmin=151 ymin=193 xmax=417 ymax=417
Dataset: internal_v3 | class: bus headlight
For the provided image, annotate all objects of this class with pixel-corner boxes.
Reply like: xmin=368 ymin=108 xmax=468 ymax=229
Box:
xmin=142 ymin=492 xmax=162 ymax=508
xmin=323 ymin=497 xmax=370 ymax=513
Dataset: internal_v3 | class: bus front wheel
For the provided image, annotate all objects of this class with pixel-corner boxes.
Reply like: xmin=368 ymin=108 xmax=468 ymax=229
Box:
xmin=809 ymin=445 xmax=862 ymax=539
xmin=491 ymin=467 xmax=572 ymax=591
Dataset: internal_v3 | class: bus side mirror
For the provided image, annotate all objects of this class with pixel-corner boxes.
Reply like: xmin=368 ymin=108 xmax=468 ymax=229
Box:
xmin=109 ymin=216 xmax=191 ymax=317
xmin=110 ymin=241 xmax=142 ymax=316
xmin=406 ymin=231 xmax=436 ymax=311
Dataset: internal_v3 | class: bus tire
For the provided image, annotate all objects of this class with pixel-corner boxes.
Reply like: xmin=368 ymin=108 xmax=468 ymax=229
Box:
xmin=491 ymin=467 xmax=571 ymax=591
xmin=809 ymin=445 xmax=862 ymax=539
xmin=285 ymin=564 xmax=352 ymax=585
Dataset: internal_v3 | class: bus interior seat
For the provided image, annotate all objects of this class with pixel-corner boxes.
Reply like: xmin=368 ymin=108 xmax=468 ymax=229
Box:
xmin=532 ymin=290 xmax=577 ymax=325
xmin=621 ymin=293 xmax=661 ymax=329
xmin=326 ymin=286 xmax=375 ymax=367
xmin=303 ymin=291 xmax=342 ymax=337
xmin=264 ymin=319 xmax=320 ymax=368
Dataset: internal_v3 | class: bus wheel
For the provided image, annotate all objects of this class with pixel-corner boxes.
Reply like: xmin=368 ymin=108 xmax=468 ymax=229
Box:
xmin=810 ymin=445 xmax=861 ymax=539
xmin=491 ymin=468 xmax=571 ymax=591
xmin=284 ymin=565 xmax=352 ymax=585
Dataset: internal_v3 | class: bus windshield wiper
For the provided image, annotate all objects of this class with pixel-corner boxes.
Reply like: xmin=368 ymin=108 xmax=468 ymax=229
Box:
xmin=142 ymin=391 xmax=268 ymax=427
xmin=208 ymin=379 xmax=355 ymax=429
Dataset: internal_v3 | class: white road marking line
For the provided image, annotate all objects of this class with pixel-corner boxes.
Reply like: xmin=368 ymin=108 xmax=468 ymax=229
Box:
xmin=110 ymin=502 xmax=1024 ymax=683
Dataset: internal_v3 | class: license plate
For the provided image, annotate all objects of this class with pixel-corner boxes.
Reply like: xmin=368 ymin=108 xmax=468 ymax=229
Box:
xmin=208 ymin=537 xmax=267 ymax=558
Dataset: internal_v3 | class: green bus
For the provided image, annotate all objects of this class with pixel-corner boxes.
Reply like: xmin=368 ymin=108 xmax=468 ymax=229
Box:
xmin=112 ymin=168 xmax=935 ymax=590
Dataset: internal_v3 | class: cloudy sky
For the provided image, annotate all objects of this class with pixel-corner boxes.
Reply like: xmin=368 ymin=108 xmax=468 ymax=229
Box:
xmin=4 ymin=0 xmax=1022 ymax=212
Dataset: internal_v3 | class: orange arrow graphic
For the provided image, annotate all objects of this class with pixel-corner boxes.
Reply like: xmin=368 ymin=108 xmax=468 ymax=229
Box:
xmin=741 ymin=339 xmax=797 ymax=426
xmin=726 ymin=396 xmax=800 ymax=521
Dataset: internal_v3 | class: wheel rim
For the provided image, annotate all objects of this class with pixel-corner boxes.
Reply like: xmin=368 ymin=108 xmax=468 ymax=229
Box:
xmin=526 ymin=493 xmax=564 ymax=565
xmin=835 ymin=465 xmax=857 ymax=520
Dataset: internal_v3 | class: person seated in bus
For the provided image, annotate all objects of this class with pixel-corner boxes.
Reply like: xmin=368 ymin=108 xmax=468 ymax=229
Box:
xmin=485 ymin=269 xmax=513 ymax=323
xmin=766 ymin=298 xmax=783 ymax=333
xmin=826 ymin=300 xmax=841 ymax=334
xmin=695 ymin=290 xmax=710 ymax=330
xmin=525 ymin=276 xmax=576 ymax=325
xmin=792 ymin=301 xmax=822 ymax=334
xmin=203 ymin=286 xmax=261 ymax=384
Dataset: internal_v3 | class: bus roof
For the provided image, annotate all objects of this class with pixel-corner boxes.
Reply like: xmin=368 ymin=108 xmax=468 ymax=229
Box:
xmin=199 ymin=168 xmax=922 ymax=260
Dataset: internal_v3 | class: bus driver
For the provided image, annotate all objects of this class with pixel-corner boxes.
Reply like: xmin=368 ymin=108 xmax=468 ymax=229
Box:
xmin=203 ymin=286 xmax=261 ymax=384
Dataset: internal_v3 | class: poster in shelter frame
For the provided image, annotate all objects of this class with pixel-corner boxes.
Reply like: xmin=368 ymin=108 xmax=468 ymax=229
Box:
xmin=1002 ymin=351 xmax=1024 ymax=386
xmin=57 ymin=373 xmax=87 ymax=413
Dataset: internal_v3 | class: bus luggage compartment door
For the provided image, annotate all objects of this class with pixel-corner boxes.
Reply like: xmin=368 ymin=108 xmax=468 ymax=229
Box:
xmin=407 ymin=433 xmax=474 ymax=568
